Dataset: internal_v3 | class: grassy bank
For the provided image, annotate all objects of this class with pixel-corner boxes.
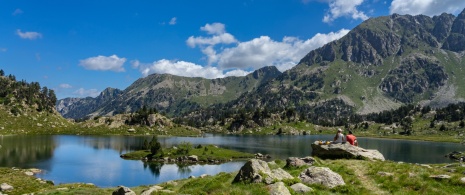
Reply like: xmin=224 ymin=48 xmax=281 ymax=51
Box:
xmin=121 ymin=143 xmax=255 ymax=162
xmin=2 ymin=158 xmax=465 ymax=194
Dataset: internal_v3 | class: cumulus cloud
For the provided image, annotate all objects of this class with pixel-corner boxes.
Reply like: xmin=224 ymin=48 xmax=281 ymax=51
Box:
xmin=16 ymin=29 xmax=42 ymax=40
xmin=137 ymin=59 xmax=249 ymax=79
xmin=73 ymin=88 xmax=100 ymax=97
xmin=169 ymin=17 xmax=177 ymax=25
xmin=79 ymin=55 xmax=126 ymax=72
xmin=216 ymin=29 xmax=350 ymax=72
xmin=323 ymin=0 xmax=369 ymax=23
xmin=390 ymin=0 xmax=465 ymax=16
xmin=59 ymin=84 xmax=73 ymax=89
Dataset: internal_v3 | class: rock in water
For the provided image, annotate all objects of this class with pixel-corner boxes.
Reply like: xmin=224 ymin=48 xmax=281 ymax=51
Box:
xmin=311 ymin=141 xmax=385 ymax=161
xmin=299 ymin=167 xmax=345 ymax=188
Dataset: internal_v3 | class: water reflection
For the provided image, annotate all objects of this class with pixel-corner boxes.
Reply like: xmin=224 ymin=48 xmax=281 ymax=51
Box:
xmin=0 ymin=135 xmax=55 ymax=169
xmin=143 ymin=162 xmax=163 ymax=177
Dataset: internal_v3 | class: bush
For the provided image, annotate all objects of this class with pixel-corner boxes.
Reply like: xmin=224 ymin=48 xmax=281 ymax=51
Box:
xmin=149 ymin=136 xmax=162 ymax=155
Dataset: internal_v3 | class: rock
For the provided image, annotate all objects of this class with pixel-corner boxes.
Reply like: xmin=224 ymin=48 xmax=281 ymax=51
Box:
xmin=267 ymin=182 xmax=291 ymax=195
xmin=460 ymin=177 xmax=465 ymax=184
xmin=28 ymin=168 xmax=42 ymax=174
xmin=188 ymin=155 xmax=198 ymax=162
xmin=285 ymin=157 xmax=315 ymax=168
xmin=420 ymin=164 xmax=432 ymax=169
xmin=24 ymin=171 xmax=34 ymax=176
xmin=299 ymin=167 xmax=345 ymax=188
xmin=189 ymin=175 xmax=196 ymax=179
xmin=255 ymin=153 xmax=263 ymax=158
xmin=311 ymin=141 xmax=385 ymax=161
xmin=430 ymin=175 xmax=451 ymax=180
xmin=200 ymin=174 xmax=209 ymax=178
xmin=56 ymin=187 xmax=69 ymax=191
xmin=1 ymin=183 xmax=13 ymax=191
xmin=141 ymin=185 xmax=163 ymax=195
xmin=112 ymin=186 xmax=136 ymax=195
xmin=290 ymin=183 xmax=313 ymax=193
xmin=127 ymin=128 xmax=136 ymax=133
xmin=377 ymin=172 xmax=394 ymax=176
xmin=233 ymin=159 xmax=293 ymax=184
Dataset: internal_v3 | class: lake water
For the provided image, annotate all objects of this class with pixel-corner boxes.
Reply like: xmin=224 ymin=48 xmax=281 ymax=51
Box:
xmin=0 ymin=134 xmax=463 ymax=187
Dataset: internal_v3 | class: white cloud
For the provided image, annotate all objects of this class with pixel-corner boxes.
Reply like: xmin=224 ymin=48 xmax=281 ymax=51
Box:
xmin=169 ymin=17 xmax=177 ymax=25
xmin=59 ymin=84 xmax=73 ymax=89
xmin=12 ymin=9 xmax=23 ymax=16
xmin=390 ymin=0 xmax=465 ymax=16
xmin=0 ymin=48 xmax=6 ymax=52
xmin=73 ymin=88 xmax=100 ymax=97
xmin=131 ymin=60 xmax=140 ymax=68
xmin=186 ymin=32 xmax=237 ymax=48
xmin=16 ymin=29 xmax=42 ymax=40
xmin=216 ymin=29 xmax=350 ymax=72
xmin=79 ymin=55 xmax=126 ymax=72
xmin=323 ymin=0 xmax=369 ymax=23
xmin=201 ymin=23 xmax=226 ymax=35
xmin=138 ymin=59 xmax=249 ymax=79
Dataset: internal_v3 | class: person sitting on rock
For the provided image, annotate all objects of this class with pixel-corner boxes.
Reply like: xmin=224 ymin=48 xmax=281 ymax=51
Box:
xmin=346 ymin=130 xmax=358 ymax=146
xmin=333 ymin=128 xmax=345 ymax=144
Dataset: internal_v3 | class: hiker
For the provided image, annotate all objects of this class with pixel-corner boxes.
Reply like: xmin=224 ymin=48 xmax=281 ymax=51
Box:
xmin=333 ymin=128 xmax=345 ymax=144
xmin=346 ymin=130 xmax=358 ymax=146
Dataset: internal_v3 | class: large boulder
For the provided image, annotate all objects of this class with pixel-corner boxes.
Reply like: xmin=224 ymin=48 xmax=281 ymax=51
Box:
xmin=311 ymin=141 xmax=385 ymax=161
xmin=112 ymin=186 xmax=136 ymax=195
xmin=290 ymin=183 xmax=313 ymax=193
xmin=299 ymin=167 xmax=345 ymax=188
xmin=267 ymin=182 xmax=291 ymax=195
xmin=233 ymin=159 xmax=294 ymax=184
xmin=285 ymin=157 xmax=315 ymax=168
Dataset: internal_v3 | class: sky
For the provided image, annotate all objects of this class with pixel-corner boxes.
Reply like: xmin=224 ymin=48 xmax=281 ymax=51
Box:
xmin=1 ymin=0 xmax=465 ymax=100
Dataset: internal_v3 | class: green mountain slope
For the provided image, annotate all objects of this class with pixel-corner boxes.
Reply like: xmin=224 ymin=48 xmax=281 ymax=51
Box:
xmin=57 ymin=66 xmax=281 ymax=119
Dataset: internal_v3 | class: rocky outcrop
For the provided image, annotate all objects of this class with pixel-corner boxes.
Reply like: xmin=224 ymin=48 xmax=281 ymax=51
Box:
xmin=285 ymin=157 xmax=315 ymax=168
xmin=1 ymin=183 xmax=13 ymax=191
xmin=233 ymin=159 xmax=293 ymax=184
xmin=311 ymin=141 xmax=385 ymax=161
xmin=290 ymin=183 xmax=313 ymax=193
xmin=267 ymin=182 xmax=291 ymax=195
xmin=112 ymin=186 xmax=136 ymax=195
xmin=299 ymin=167 xmax=345 ymax=188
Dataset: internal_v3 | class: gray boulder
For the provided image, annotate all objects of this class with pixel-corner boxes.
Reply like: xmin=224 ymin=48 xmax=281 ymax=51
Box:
xmin=311 ymin=141 xmax=385 ymax=161
xmin=1 ymin=183 xmax=13 ymax=191
xmin=299 ymin=167 xmax=345 ymax=188
xmin=290 ymin=183 xmax=313 ymax=193
xmin=267 ymin=182 xmax=291 ymax=195
xmin=233 ymin=159 xmax=294 ymax=184
xmin=286 ymin=157 xmax=315 ymax=168
xmin=112 ymin=186 xmax=136 ymax=195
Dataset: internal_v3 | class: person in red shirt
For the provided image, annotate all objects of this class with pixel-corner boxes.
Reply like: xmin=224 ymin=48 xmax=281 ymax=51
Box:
xmin=346 ymin=130 xmax=358 ymax=146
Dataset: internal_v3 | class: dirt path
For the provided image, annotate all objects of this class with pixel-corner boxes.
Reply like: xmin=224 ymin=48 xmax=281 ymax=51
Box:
xmin=343 ymin=161 xmax=390 ymax=195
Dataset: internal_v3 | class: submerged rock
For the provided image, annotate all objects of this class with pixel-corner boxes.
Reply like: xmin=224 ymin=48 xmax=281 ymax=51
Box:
xmin=311 ymin=141 xmax=385 ymax=161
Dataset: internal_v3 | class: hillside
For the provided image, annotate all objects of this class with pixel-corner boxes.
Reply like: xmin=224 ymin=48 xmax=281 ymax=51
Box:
xmin=57 ymin=66 xmax=281 ymax=120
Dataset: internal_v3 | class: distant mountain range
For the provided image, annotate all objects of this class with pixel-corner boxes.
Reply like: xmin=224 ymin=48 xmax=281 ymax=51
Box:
xmin=57 ymin=9 xmax=465 ymax=121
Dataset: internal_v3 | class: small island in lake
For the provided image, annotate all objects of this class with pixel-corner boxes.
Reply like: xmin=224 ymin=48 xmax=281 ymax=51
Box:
xmin=120 ymin=136 xmax=255 ymax=163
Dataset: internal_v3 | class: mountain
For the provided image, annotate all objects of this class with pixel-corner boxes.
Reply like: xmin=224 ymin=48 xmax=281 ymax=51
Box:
xmin=179 ymin=9 xmax=465 ymax=128
xmin=56 ymin=66 xmax=281 ymax=119
xmin=59 ymin=9 xmax=465 ymax=126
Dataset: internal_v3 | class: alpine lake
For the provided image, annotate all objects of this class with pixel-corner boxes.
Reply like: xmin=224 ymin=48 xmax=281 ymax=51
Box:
xmin=0 ymin=134 xmax=463 ymax=187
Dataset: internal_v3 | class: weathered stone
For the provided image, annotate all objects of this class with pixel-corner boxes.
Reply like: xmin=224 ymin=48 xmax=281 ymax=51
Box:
xmin=200 ymin=174 xmax=209 ymax=178
xmin=188 ymin=175 xmax=196 ymax=179
xmin=290 ymin=183 xmax=313 ymax=193
xmin=188 ymin=155 xmax=198 ymax=162
xmin=112 ymin=186 xmax=136 ymax=195
xmin=24 ymin=171 xmax=34 ymax=176
xmin=377 ymin=172 xmax=394 ymax=176
xmin=141 ymin=185 xmax=163 ymax=195
xmin=233 ymin=159 xmax=293 ymax=184
xmin=299 ymin=167 xmax=345 ymax=188
xmin=460 ymin=177 xmax=465 ymax=184
xmin=311 ymin=141 xmax=385 ymax=161
xmin=430 ymin=175 xmax=451 ymax=180
xmin=267 ymin=182 xmax=291 ymax=195
xmin=1 ymin=183 xmax=13 ymax=191
xmin=127 ymin=128 xmax=136 ymax=133
xmin=286 ymin=157 xmax=315 ymax=168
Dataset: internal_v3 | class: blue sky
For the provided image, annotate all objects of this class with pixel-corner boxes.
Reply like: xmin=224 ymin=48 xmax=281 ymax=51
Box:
xmin=1 ymin=0 xmax=465 ymax=99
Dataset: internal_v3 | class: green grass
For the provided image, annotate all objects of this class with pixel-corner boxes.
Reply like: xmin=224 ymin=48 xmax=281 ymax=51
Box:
xmin=121 ymin=144 xmax=255 ymax=162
